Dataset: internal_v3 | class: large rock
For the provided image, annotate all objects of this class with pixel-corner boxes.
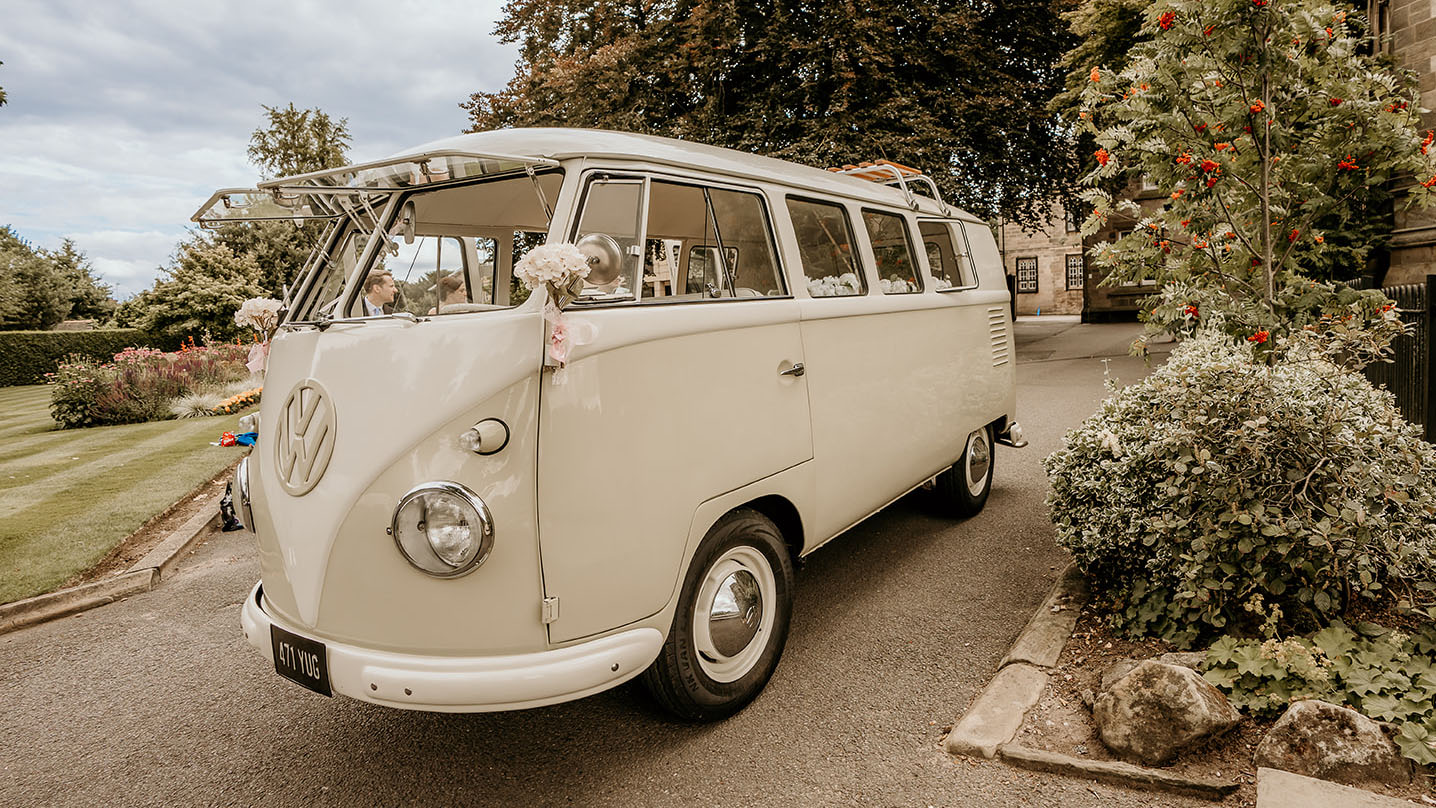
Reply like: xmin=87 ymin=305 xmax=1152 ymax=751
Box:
xmin=1254 ymin=700 xmax=1411 ymax=788
xmin=1094 ymin=660 xmax=1241 ymax=765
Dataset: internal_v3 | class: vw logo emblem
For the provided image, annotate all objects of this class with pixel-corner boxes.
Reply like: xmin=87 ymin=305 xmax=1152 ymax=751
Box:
xmin=274 ymin=379 xmax=337 ymax=496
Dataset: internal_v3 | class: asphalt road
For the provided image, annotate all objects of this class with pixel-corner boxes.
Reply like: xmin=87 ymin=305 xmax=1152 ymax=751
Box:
xmin=0 ymin=319 xmax=1198 ymax=808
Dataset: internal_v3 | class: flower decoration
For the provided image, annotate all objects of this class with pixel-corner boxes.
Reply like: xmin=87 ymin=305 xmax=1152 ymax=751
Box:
xmin=234 ymin=297 xmax=282 ymax=376
xmin=515 ymin=243 xmax=596 ymax=383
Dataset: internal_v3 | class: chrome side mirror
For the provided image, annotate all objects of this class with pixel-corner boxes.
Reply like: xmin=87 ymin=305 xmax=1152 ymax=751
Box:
xmin=576 ymin=233 xmax=623 ymax=288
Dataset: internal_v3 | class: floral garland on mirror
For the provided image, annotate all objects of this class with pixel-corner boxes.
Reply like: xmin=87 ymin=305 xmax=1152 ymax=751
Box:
xmin=513 ymin=243 xmax=595 ymax=384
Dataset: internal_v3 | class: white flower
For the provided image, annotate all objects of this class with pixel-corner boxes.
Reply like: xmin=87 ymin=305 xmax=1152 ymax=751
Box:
xmin=234 ymin=297 xmax=282 ymax=335
xmin=514 ymin=243 xmax=591 ymax=290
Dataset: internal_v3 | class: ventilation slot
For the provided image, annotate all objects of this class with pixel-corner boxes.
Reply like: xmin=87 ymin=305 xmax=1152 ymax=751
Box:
xmin=988 ymin=308 xmax=1010 ymax=366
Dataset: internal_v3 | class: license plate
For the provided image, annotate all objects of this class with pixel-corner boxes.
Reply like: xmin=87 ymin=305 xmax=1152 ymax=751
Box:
xmin=270 ymin=625 xmax=332 ymax=697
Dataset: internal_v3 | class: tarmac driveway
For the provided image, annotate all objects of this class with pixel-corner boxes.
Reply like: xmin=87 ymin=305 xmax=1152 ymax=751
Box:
xmin=0 ymin=319 xmax=1203 ymax=807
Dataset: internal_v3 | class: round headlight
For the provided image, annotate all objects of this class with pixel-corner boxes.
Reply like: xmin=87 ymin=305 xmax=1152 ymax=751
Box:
xmin=391 ymin=482 xmax=494 ymax=577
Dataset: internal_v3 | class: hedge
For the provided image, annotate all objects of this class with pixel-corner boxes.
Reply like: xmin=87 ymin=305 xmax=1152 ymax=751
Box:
xmin=0 ymin=329 xmax=176 ymax=387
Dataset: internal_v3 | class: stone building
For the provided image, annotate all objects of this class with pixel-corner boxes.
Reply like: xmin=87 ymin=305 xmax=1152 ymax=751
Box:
xmin=996 ymin=204 xmax=1087 ymax=316
xmin=1374 ymin=0 xmax=1436 ymax=284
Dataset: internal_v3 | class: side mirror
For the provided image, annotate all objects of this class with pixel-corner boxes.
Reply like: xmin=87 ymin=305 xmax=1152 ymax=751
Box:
xmin=577 ymin=233 xmax=623 ymax=288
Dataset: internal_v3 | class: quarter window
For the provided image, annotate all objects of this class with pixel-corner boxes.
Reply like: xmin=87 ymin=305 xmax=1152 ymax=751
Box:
xmin=920 ymin=220 xmax=974 ymax=290
xmin=1015 ymin=257 xmax=1039 ymax=294
xmin=787 ymin=198 xmax=865 ymax=297
xmin=862 ymin=210 xmax=921 ymax=294
xmin=1065 ymin=254 xmax=1085 ymax=290
xmin=572 ymin=178 xmax=645 ymax=301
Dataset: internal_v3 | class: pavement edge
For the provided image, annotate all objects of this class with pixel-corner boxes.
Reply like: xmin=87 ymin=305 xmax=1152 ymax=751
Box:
xmin=944 ymin=563 xmax=1241 ymax=801
xmin=0 ymin=462 xmax=237 ymax=637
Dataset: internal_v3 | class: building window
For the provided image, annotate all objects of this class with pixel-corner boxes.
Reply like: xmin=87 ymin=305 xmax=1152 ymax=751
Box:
xmin=1015 ymin=257 xmax=1038 ymax=294
xmin=1064 ymin=209 xmax=1079 ymax=233
xmin=1065 ymin=254 xmax=1084 ymax=290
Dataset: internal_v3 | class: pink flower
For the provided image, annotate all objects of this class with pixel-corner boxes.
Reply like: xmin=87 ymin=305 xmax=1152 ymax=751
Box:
xmin=548 ymin=320 xmax=570 ymax=364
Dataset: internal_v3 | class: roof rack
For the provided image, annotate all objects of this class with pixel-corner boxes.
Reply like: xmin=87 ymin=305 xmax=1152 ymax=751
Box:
xmin=827 ymin=160 xmax=950 ymax=215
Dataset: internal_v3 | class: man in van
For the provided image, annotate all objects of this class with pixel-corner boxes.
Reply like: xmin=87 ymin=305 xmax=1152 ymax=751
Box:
xmin=363 ymin=269 xmax=396 ymax=316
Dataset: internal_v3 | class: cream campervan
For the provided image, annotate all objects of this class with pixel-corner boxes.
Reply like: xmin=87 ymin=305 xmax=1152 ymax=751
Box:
xmin=195 ymin=128 xmax=1025 ymax=720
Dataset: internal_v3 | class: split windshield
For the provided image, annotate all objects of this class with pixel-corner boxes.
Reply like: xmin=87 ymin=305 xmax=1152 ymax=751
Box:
xmin=285 ymin=170 xmax=562 ymax=322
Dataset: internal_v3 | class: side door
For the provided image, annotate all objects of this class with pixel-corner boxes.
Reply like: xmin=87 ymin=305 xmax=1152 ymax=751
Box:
xmin=537 ymin=174 xmax=813 ymax=643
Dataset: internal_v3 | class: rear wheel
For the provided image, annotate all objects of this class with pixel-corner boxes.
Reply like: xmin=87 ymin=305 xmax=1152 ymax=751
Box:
xmin=641 ymin=508 xmax=794 ymax=721
xmin=931 ymin=425 xmax=995 ymax=517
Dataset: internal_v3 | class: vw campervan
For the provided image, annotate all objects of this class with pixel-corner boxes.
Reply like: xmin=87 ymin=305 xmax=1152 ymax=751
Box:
xmin=195 ymin=128 xmax=1025 ymax=720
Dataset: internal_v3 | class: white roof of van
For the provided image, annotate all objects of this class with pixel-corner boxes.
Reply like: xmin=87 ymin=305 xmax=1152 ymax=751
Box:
xmin=392 ymin=128 xmax=973 ymax=221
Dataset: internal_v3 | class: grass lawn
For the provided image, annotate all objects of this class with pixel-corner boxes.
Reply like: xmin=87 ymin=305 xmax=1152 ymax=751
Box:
xmin=0 ymin=384 xmax=254 ymax=605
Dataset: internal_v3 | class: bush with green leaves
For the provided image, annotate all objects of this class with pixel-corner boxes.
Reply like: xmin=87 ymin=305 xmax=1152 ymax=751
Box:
xmin=1045 ymin=324 xmax=1436 ymax=648
xmin=1202 ymin=622 xmax=1436 ymax=765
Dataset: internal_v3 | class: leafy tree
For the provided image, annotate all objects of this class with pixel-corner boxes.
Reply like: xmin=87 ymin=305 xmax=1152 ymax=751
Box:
xmin=246 ymin=102 xmax=352 ymax=180
xmin=0 ymin=226 xmax=116 ymax=330
xmin=44 ymin=239 xmax=116 ymax=321
xmin=1076 ymin=0 xmax=1436 ymax=342
xmin=117 ymin=241 xmax=264 ymax=342
xmin=464 ymin=0 xmax=1081 ymax=230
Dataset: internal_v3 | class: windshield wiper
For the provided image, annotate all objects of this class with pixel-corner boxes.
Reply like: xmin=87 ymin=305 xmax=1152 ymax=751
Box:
xmin=314 ymin=311 xmax=422 ymax=331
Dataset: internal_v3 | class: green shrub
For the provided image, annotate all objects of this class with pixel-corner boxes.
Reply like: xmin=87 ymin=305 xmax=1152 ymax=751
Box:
xmin=1203 ymin=623 xmax=1436 ymax=765
xmin=1045 ymin=326 xmax=1436 ymax=647
xmin=0 ymin=329 xmax=172 ymax=387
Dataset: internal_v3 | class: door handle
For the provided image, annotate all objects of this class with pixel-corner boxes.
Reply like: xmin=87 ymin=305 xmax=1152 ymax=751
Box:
xmin=780 ymin=362 xmax=805 ymax=378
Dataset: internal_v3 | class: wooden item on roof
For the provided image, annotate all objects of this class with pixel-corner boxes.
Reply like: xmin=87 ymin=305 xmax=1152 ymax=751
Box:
xmin=826 ymin=159 xmax=925 ymax=182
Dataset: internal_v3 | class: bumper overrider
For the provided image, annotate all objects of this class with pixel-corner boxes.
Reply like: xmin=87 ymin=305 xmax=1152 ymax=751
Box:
xmin=240 ymin=582 xmax=663 ymax=712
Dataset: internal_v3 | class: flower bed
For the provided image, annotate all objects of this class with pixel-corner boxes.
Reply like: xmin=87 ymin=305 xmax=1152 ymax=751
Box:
xmin=47 ymin=340 xmax=253 ymax=429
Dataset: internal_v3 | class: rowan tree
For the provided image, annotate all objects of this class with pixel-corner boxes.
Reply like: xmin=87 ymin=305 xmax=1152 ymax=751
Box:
xmin=464 ymin=0 xmax=1081 ymax=229
xmin=1077 ymin=0 xmax=1436 ymax=342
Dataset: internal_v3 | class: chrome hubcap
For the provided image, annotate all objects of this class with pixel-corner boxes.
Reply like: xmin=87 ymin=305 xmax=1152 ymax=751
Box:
xmin=693 ymin=546 xmax=777 ymax=683
xmin=964 ymin=429 xmax=991 ymax=496
xmin=708 ymin=570 xmax=763 ymax=657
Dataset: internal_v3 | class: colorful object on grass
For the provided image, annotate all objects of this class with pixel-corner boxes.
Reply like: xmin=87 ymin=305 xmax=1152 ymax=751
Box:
xmin=208 ymin=388 xmax=262 ymax=416
xmin=217 ymin=431 xmax=258 ymax=447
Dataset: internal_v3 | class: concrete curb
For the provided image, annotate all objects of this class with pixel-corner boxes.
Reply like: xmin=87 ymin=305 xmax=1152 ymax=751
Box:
xmin=944 ymin=564 xmax=1085 ymax=758
xmin=1001 ymin=745 xmax=1238 ymax=801
xmin=0 ymin=490 xmax=226 ymax=637
xmin=945 ymin=564 xmax=1252 ymax=801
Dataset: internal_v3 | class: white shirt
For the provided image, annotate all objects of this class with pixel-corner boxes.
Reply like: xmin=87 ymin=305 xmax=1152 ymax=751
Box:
xmin=365 ymin=298 xmax=384 ymax=316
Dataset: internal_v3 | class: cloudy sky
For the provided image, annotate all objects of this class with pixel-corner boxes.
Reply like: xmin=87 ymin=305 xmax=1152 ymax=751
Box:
xmin=0 ymin=0 xmax=518 ymax=299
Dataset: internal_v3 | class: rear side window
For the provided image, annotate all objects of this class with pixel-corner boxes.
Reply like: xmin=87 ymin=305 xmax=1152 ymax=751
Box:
xmin=919 ymin=220 xmax=974 ymax=290
xmin=787 ymin=198 xmax=865 ymax=297
xmin=862 ymin=210 xmax=920 ymax=294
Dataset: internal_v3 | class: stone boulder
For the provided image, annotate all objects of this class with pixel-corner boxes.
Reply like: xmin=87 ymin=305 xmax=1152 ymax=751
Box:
xmin=1094 ymin=660 xmax=1241 ymax=765
xmin=1254 ymin=700 xmax=1410 ymax=788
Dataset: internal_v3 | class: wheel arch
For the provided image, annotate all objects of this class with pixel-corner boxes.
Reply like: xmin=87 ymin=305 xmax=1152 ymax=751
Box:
xmin=737 ymin=494 xmax=805 ymax=566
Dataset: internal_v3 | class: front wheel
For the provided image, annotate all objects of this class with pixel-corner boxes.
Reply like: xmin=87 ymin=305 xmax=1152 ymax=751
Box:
xmin=640 ymin=509 xmax=794 ymax=721
xmin=931 ymin=425 xmax=995 ymax=518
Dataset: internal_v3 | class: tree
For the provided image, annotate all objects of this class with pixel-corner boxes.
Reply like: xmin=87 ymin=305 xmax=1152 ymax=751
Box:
xmin=1 ymin=60 xmax=8 ymax=108
xmin=44 ymin=239 xmax=116 ymax=321
xmin=463 ymin=0 xmax=1081 ymax=230
xmin=115 ymin=241 xmax=264 ymax=342
xmin=0 ymin=226 xmax=116 ymax=330
xmin=1076 ymin=0 xmax=1436 ymax=340
xmin=246 ymin=102 xmax=352 ymax=180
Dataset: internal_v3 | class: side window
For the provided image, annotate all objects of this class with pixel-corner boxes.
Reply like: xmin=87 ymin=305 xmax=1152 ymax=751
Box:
xmin=862 ymin=209 xmax=921 ymax=294
xmin=642 ymin=180 xmax=785 ymax=300
xmin=573 ymin=178 xmax=644 ymax=301
xmin=787 ymin=198 xmax=865 ymax=297
xmin=919 ymin=220 xmax=974 ymax=290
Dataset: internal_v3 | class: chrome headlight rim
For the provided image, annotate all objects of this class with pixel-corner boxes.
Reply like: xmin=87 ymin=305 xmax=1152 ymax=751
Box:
xmin=391 ymin=481 xmax=495 ymax=579
xmin=236 ymin=457 xmax=255 ymax=532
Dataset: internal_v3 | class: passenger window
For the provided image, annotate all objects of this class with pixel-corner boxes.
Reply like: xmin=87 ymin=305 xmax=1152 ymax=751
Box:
xmin=573 ymin=179 xmax=643 ymax=301
xmin=862 ymin=210 xmax=921 ymax=294
xmin=787 ymin=198 xmax=865 ymax=297
xmin=919 ymin=221 xmax=974 ymax=290
xmin=642 ymin=181 xmax=785 ymax=300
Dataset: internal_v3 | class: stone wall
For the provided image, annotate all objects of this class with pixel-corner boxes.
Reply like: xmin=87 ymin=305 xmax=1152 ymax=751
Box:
xmin=998 ymin=203 xmax=1086 ymax=315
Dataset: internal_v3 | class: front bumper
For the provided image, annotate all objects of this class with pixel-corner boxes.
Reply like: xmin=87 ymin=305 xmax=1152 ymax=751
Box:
xmin=240 ymin=582 xmax=663 ymax=712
